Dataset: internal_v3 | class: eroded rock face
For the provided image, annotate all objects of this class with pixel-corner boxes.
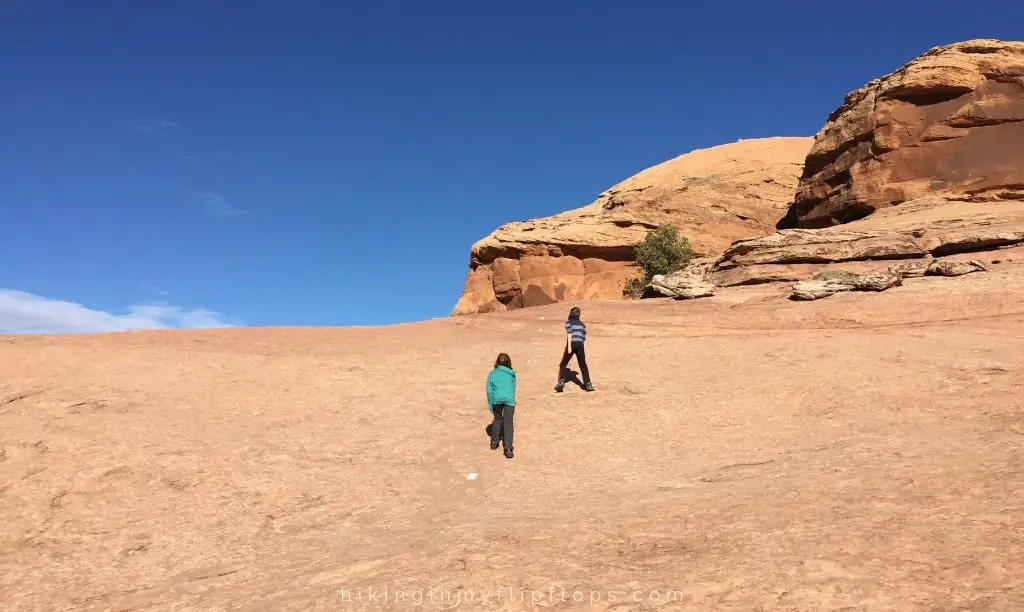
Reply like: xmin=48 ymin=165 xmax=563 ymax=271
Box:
xmin=453 ymin=137 xmax=813 ymax=315
xmin=791 ymin=269 xmax=903 ymax=301
xmin=646 ymin=271 xmax=716 ymax=300
xmin=926 ymin=259 xmax=988 ymax=276
xmin=852 ymin=270 xmax=904 ymax=291
xmin=779 ymin=39 xmax=1024 ymax=230
xmin=711 ymin=197 xmax=1024 ymax=286
xmin=791 ymin=279 xmax=856 ymax=301
xmin=889 ymin=260 xmax=931 ymax=278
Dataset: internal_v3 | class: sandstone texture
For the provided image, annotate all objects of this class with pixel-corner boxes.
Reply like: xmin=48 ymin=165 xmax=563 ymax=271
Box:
xmin=791 ymin=269 xmax=903 ymax=301
xmin=646 ymin=270 xmax=716 ymax=300
xmin=791 ymin=278 xmax=856 ymax=301
xmin=889 ymin=260 xmax=931 ymax=278
xmin=780 ymin=39 xmax=1024 ymax=230
xmin=926 ymin=259 xmax=988 ymax=276
xmin=453 ymin=137 xmax=812 ymax=315
xmin=5 ymin=269 xmax=1024 ymax=610
xmin=852 ymin=269 xmax=904 ymax=291
xmin=711 ymin=197 xmax=1024 ymax=286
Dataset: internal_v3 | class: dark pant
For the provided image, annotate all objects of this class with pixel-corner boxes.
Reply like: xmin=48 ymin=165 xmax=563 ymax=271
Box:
xmin=490 ymin=404 xmax=514 ymax=450
xmin=558 ymin=341 xmax=590 ymax=385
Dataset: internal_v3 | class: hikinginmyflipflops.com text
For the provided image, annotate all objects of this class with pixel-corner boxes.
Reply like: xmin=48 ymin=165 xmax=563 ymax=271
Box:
xmin=338 ymin=585 xmax=687 ymax=606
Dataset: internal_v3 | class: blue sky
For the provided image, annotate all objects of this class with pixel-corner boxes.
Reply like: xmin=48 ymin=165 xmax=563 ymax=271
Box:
xmin=1 ymin=1 xmax=1021 ymax=332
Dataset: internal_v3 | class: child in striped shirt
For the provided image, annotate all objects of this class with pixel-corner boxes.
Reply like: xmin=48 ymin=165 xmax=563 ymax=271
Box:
xmin=555 ymin=306 xmax=594 ymax=392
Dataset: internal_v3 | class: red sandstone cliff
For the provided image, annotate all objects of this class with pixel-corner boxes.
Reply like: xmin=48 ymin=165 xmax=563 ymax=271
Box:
xmin=779 ymin=39 xmax=1024 ymax=229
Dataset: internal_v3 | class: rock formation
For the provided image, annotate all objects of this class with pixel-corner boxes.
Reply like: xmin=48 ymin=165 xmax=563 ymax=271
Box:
xmin=711 ymin=197 xmax=1024 ymax=287
xmin=779 ymin=39 xmax=1024 ymax=230
xmin=646 ymin=270 xmax=716 ymax=300
xmin=791 ymin=269 xmax=903 ymax=301
xmin=714 ymin=39 xmax=1024 ymax=289
xmin=454 ymin=38 xmax=1024 ymax=313
xmin=926 ymin=259 xmax=988 ymax=277
xmin=453 ymin=137 xmax=813 ymax=315
xmin=791 ymin=278 xmax=856 ymax=301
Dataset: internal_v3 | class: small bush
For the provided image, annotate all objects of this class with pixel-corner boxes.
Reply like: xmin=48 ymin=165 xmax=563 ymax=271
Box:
xmin=623 ymin=277 xmax=647 ymax=299
xmin=623 ymin=225 xmax=693 ymax=298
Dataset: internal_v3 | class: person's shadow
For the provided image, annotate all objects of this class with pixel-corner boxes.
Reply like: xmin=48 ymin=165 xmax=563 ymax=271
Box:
xmin=558 ymin=367 xmax=586 ymax=390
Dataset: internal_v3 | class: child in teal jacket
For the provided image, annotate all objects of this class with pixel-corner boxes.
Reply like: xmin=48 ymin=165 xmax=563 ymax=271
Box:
xmin=487 ymin=353 xmax=517 ymax=459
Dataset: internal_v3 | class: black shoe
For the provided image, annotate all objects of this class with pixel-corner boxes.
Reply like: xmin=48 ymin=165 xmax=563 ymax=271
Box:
xmin=490 ymin=442 xmax=499 ymax=451
xmin=584 ymin=382 xmax=594 ymax=392
xmin=554 ymin=380 xmax=565 ymax=393
xmin=504 ymin=448 xmax=514 ymax=459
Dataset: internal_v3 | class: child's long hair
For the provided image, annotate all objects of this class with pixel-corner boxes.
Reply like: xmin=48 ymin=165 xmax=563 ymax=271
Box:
xmin=569 ymin=306 xmax=581 ymax=319
xmin=495 ymin=353 xmax=512 ymax=368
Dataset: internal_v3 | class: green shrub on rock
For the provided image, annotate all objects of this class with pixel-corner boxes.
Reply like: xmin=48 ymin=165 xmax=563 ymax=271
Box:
xmin=622 ymin=225 xmax=694 ymax=299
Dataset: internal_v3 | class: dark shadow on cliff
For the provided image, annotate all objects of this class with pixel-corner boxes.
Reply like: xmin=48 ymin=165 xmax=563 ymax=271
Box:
xmin=776 ymin=205 xmax=801 ymax=230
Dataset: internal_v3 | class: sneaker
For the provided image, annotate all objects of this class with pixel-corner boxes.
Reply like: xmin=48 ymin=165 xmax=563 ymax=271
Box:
xmin=504 ymin=448 xmax=514 ymax=459
xmin=554 ymin=380 xmax=565 ymax=393
xmin=584 ymin=382 xmax=595 ymax=392
xmin=490 ymin=442 xmax=499 ymax=451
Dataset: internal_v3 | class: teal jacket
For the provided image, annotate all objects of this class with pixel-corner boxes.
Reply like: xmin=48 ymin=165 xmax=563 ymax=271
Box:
xmin=486 ymin=365 xmax=517 ymax=412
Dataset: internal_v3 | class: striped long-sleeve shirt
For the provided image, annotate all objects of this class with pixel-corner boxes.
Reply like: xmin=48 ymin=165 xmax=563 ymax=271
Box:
xmin=565 ymin=317 xmax=586 ymax=343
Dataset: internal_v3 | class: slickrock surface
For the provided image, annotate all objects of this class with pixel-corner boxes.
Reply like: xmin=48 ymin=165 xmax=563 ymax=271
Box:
xmin=454 ymin=137 xmax=812 ymax=315
xmin=4 ymin=263 xmax=1024 ymax=610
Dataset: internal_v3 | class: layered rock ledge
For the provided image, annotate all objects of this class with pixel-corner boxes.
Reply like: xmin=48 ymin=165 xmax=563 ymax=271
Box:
xmin=711 ymin=198 xmax=1024 ymax=286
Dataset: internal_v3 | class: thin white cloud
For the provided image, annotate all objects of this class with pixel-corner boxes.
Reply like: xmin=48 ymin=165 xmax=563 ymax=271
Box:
xmin=0 ymin=289 xmax=236 ymax=335
xmin=134 ymin=117 xmax=182 ymax=135
xmin=200 ymin=191 xmax=244 ymax=218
